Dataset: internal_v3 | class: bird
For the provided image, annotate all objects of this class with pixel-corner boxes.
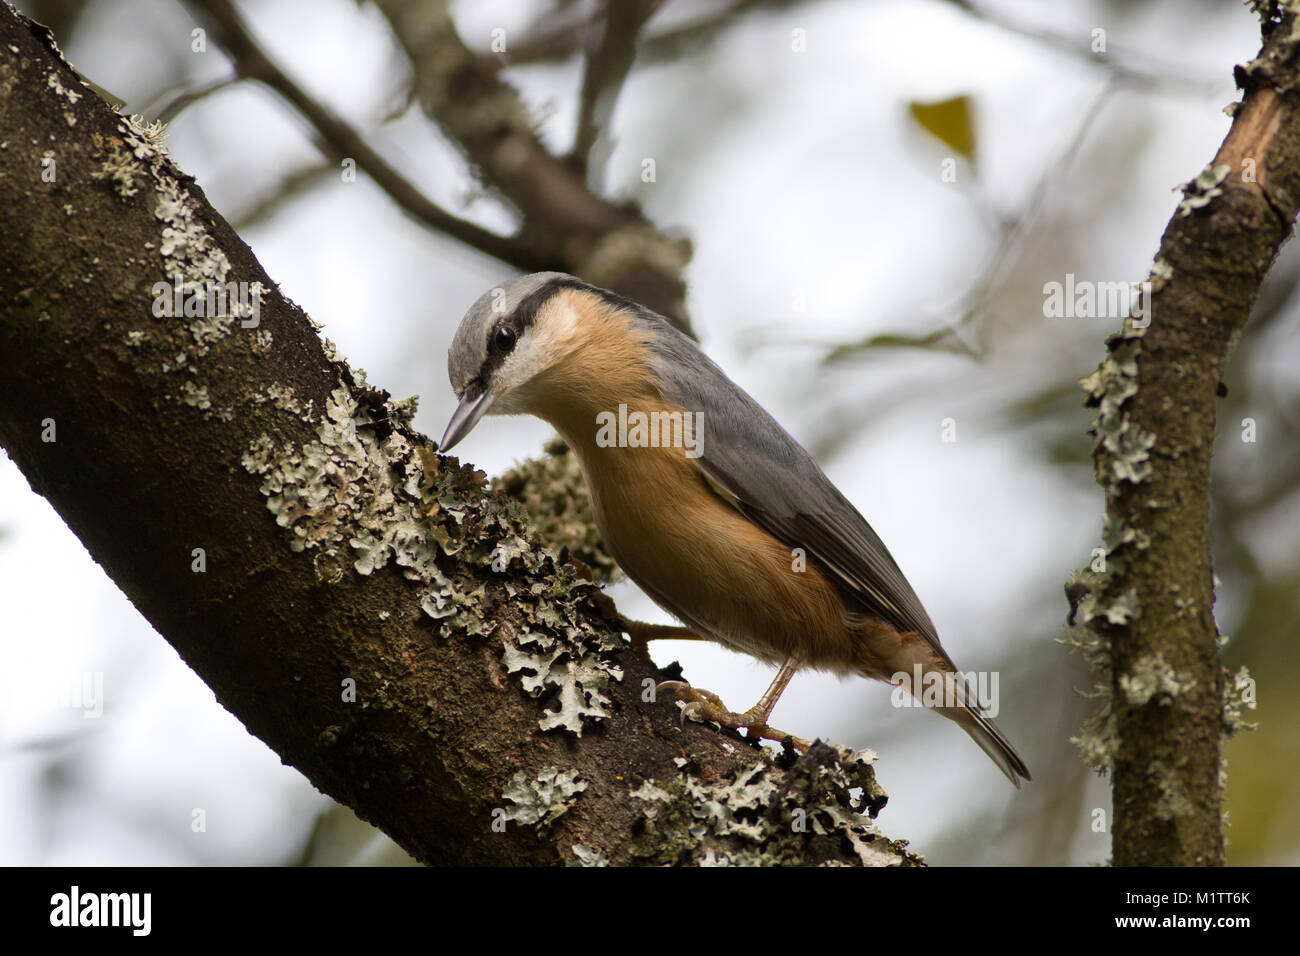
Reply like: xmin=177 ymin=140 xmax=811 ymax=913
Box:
xmin=439 ymin=272 xmax=1031 ymax=787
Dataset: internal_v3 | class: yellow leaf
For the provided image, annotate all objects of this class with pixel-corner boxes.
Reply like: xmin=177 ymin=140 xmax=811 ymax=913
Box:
xmin=908 ymin=95 xmax=976 ymax=161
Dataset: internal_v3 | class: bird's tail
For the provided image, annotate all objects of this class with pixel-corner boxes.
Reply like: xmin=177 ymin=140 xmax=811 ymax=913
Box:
xmin=855 ymin=624 xmax=1031 ymax=787
xmin=891 ymin=663 xmax=1031 ymax=788
xmin=938 ymin=700 xmax=1032 ymax=789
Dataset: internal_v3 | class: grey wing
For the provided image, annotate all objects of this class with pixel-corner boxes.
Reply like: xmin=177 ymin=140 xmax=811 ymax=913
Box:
xmin=646 ymin=322 xmax=950 ymax=662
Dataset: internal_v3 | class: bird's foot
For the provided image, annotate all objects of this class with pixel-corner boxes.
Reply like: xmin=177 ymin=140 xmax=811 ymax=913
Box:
xmin=656 ymin=680 xmax=811 ymax=752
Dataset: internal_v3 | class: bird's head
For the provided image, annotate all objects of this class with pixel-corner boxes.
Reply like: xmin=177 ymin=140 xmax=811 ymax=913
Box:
xmin=440 ymin=272 xmax=656 ymax=452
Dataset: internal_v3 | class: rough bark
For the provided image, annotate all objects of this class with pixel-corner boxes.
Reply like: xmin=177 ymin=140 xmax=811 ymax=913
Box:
xmin=0 ymin=5 xmax=911 ymax=867
xmin=1072 ymin=4 xmax=1299 ymax=866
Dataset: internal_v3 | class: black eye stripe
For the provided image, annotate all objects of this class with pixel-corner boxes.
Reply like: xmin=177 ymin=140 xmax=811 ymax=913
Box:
xmin=473 ymin=276 xmax=610 ymax=385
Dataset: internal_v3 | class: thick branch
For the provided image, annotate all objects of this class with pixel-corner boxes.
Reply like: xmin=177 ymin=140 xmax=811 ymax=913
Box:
xmin=0 ymin=5 xmax=909 ymax=867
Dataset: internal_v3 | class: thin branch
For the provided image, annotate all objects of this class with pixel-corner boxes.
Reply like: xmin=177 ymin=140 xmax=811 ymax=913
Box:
xmin=942 ymin=0 xmax=1223 ymax=96
xmin=570 ymin=0 xmax=662 ymax=188
xmin=370 ymin=0 xmax=693 ymax=330
xmin=1071 ymin=8 xmax=1300 ymax=866
xmin=230 ymin=157 xmax=338 ymax=232
xmin=480 ymin=0 xmax=804 ymax=71
xmin=142 ymin=73 xmax=241 ymax=124
xmin=184 ymin=0 xmax=548 ymax=272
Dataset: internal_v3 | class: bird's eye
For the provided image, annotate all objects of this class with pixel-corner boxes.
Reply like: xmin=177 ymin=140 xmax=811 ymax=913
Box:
xmin=493 ymin=325 xmax=517 ymax=354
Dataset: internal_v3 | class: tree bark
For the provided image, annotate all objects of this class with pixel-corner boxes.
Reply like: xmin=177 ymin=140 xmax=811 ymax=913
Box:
xmin=0 ymin=5 xmax=910 ymax=867
xmin=1073 ymin=6 xmax=1297 ymax=866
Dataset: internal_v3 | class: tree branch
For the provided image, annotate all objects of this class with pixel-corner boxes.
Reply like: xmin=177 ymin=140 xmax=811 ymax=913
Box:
xmin=368 ymin=0 xmax=693 ymax=331
xmin=570 ymin=0 xmax=661 ymax=188
xmin=183 ymin=0 xmax=548 ymax=271
xmin=1069 ymin=5 xmax=1296 ymax=866
xmin=0 ymin=4 xmax=911 ymax=867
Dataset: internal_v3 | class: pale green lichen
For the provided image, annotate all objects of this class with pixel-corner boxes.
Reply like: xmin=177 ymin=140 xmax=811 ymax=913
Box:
xmin=1070 ymin=317 xmax=1163 ymax=775
xmin=242 ymin=379 xmax=625 ymax=738
xmin=1119 ymin=652 xmax=1189 ymax=706
xmin=1081 ymin=337 xmax=1156 ymax=484
xmin=626 ymin=746 xmax=907 ymax=867
xmin=1221 ymin=665 xmax=1258 ymax=738
xmin=1075 ymin=587 xmax=1138 ymax=627
xmin=502 ymin=630 xmax=621 ymax=735
xmin=179 ymin=381 xmax=210 ymax=410
xmin=501 ymin=767 xmax=586 ymax=828
xmin=1061 ymin=572 xmax=1116 ymax=773
xmin=493 ymin=438 xmax=620 ymax=586
xmin=1176 ymin=164 xmax=1231 ymax=218
xmin=1220 ymin=657 xmax=1258 ymax=816
xmin=1149 ymin=759 xmax=1195 ymax=821
xmin=568 ymin=844 xmax=609 ymax=867
xmin=94 ymin=112 xmax=247 ymax=358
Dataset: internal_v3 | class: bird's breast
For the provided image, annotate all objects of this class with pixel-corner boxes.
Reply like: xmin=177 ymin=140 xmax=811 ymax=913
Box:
xmin=556 ymin=412 xmax=861 ymax=674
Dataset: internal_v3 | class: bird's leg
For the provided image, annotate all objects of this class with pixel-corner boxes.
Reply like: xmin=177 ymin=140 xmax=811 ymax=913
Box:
xmin=658 ymin=656 xmax=811 ymax=752
xmin=621 ymin=619 xmax=705 ymax=657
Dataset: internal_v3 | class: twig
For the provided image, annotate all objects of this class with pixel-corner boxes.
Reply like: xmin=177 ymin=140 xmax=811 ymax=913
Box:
xmin=570 ymin=0 xmax=662 ymax=188
xmin=183 ymin=0 xmax=548 ymax=271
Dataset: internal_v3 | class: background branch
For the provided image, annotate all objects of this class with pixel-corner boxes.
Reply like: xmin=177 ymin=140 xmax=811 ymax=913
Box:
xmin=570 ymin=0 xmax=662 ymax=188
xmin=367 ymin=0 xmax=693 ymax=330
xmin=184 ymin=0 xmax=546 ymax=270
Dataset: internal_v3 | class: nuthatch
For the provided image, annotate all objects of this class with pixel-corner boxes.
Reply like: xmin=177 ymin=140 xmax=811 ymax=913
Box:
xmin=440 ymin=273 xmax=1031 ymax=787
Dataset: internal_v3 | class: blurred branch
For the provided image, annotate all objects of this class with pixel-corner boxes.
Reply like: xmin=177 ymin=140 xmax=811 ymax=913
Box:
xmin=230 ymin=157 xmax=338 ymax=232
xmin=479 ymin=0 xmax=806 ymax=71
xmin=821 ymin=81 xmax=1117 ymax=366
xmin=570 ymin=0 xmax=662 ymax=187
xmin=369 ymin=0 xmax=693 ymax=330
xmin=941 ymin=0 xmax=1222 ymax=95
xmin=183 ymin=0 xmax=550 ymax=271
xmin=143 ymin=74 xmax=241 ymax=124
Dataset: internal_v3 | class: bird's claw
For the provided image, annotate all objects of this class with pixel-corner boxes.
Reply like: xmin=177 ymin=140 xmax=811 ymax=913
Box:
xmin=655 ymin=680 xmax=812 ymax=753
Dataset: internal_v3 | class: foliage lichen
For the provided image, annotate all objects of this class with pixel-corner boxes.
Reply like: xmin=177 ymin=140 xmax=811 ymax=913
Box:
xmin=625 ymin=744 xmax=910 ymax=867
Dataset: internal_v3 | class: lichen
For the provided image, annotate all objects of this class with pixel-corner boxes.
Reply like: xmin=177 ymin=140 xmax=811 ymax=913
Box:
xmin=492 ymin=437 xmax=620 ymax=586
xmin=1061 ymin=570 xmax=1116 ymax=773
xmin=1149 ymin=759 xmax=1195 ymax=821
xmin=1176 ymin=164 xmax=1231 ymax=218
xmin=1221 ymin=665 xmax=1258 ymax=738
xmin=1069 ymin=308 xmax=1165 ymax=776
xmin=568 ymin=844 xmax=609 ymax=866
xmin=179 ymin=381 xmax=210 ymax=410
xmin=1081 ymin=336 xmax=1156 ymax=484
xmin=241 ymin=379 xmax=625 ymax=738
xmin=91 ymin=112 xmax=243 ymax=358
xmin=501 ymin=767 xmax=587 ymax=828
xmin=502 ymin=631 xmax=621 ymax=735
xmin=626 ymin=745 xmax=908 ymax=867
xmin=1119 ymin=652 xmax=1189 ymax=706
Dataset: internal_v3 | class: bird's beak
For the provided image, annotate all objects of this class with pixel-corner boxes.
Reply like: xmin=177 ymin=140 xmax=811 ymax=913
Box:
xmin=439 ymin=388 xmax=495 ymax=453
